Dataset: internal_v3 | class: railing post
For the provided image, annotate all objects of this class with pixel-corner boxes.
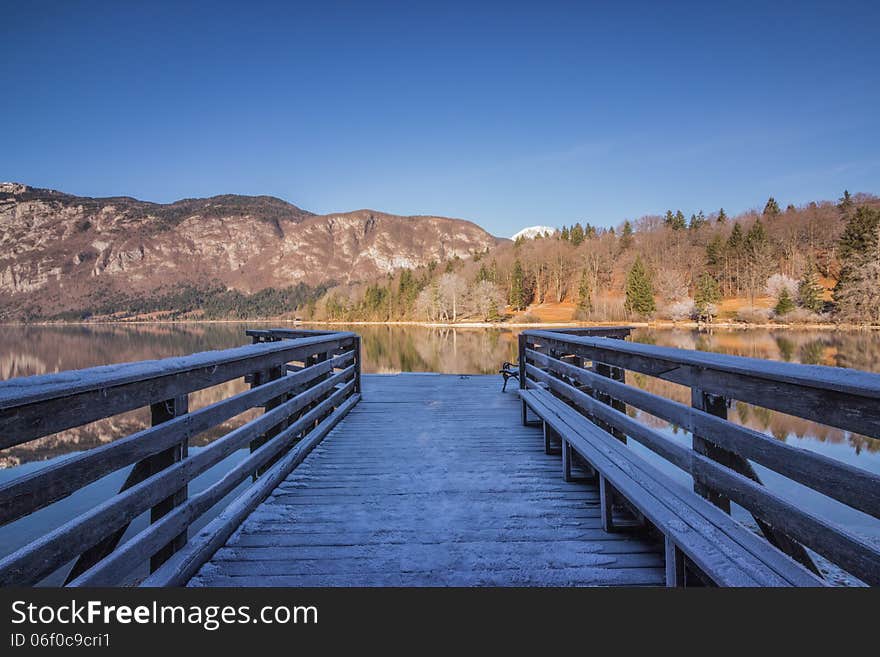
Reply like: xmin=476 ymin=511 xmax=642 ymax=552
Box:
xmin=519 ymin=333 xmax=528 ymax=425
xmin=149 ymin=394 xmax=189 ymax=572
xmin=691 ymin=389 xmax=732 ymax=512
xmin=665 ymin=536 xmax=686 ymax=587
xmin=354 ymin=336 xmax=362 ymax=394
xmin=690 ymin=387 xmax=819 ymax=574
xmin=590 ymin=362 xmax=627 ymax=443
xmin=250 ymin=363 xmax=287 ymax=479
xmin=64 ymin=393 xmax=190 ymax=582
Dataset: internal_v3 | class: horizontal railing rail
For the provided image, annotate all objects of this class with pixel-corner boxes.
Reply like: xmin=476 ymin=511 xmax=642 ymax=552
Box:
xmin=0 ymin=330 xmax=362 ymax=586
xmin=520 ymin=328 xmax=880 ymax=586
xmin=246 ymin=328 xmax=342 ymax=342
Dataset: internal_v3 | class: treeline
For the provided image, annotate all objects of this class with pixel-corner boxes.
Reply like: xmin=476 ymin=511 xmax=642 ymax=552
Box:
xmin=309 ymin=191 xmax=880 ymax=324
xmin=42 ymin=281 xmax=331 ymax=321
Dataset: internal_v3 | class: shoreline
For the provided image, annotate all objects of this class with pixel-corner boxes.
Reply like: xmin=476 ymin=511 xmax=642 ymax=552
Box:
xmin=1 ymin=318 xmax=878 ymax=331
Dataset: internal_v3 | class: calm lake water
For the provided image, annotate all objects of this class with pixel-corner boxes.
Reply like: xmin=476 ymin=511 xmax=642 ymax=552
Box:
xmin=1 ymin=322 xmax=878 ymax=584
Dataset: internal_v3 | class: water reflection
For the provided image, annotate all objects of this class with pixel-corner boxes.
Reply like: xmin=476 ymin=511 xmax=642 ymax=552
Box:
xmin=1 ymin=323 xmax=879 ymax=582
xmin=1 ymin=323 xmax=879 ymax=468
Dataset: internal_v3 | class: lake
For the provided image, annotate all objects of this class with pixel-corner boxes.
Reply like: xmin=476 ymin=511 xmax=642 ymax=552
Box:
xmin=1 ymin=322 xmax=879 ymax=584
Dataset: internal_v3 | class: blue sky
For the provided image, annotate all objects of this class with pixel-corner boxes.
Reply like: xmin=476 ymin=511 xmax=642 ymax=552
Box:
xmin=1 ymin=1 xmax=878 ymax=237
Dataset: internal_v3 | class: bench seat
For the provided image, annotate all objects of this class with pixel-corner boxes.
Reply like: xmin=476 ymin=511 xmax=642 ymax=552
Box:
xmin=519 ymin=386 xmax=825 ymax=587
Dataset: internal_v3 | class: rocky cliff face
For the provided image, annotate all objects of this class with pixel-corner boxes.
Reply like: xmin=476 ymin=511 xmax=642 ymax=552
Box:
xmin=0 ymin=183 xmax=498 ymax=318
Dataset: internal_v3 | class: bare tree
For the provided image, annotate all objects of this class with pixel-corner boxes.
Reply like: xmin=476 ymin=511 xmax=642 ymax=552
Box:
xmin=549 ymin=243 xmax=573 ymax=302
xmin=466 ymin=280 xmax=506 ymax=321
xmin=655 ymin=268 xmax=690 ymax=304
xmin=415 ymin=283 xmax=441 ymax=322
xmin=437 ymin=273 xmax=468 ymax=322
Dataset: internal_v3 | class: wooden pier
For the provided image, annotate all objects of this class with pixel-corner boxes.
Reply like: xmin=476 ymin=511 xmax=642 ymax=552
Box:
xmin=189 ymin=373 xmax=665 ymax=586
xmin=0 ymin=327 xmax=878 ymax=587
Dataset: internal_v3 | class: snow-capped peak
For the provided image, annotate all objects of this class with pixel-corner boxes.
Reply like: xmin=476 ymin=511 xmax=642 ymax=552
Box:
xmin=512 ymin=225 xmax=557 ymax=240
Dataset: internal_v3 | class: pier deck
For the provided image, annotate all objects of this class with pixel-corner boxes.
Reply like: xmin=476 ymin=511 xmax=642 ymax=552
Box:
xmin=191 ymin=374 xmax=665 ymax=586
xmin=2 ymin=327 xmax=878 ymax=587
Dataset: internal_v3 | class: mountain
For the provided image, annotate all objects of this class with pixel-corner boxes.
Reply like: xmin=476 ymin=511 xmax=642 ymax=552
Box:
xmin=512 ymin=225 xmax=557 ymax=240
xmin=0 ymin=183 xmax=499 ymax=319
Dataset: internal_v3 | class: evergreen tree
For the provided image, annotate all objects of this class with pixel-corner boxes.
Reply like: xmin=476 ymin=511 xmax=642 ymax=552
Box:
xmin=727 ymin=222 xmax=744 ymax=250
xmin=744 ymin=218 xmax=773 ymax=304
xmin=797 ymin=260 xmax=824 ymax=313
xmin=694 ymin=272 xmax=721 ymax=322
xmin=620 ymin=220 xmax=634 ymax=250
xmin=624 ymin=257 xmax=655 ymax=316
xmin=576 ymin=268 xmax=592 ymax=314
xmin=838 ymin=189 xmax=853 ymax=215
xmin=835 ymin=206 xmax=880 ymax=321
xmin=560 ymin=225 xmax=570 ymax=241
xmin=397 ymin=268 xmax=424 ymax=317
xmin=774 ymin=287 xmax=795 ymax=315
xmin=672 ymin=210 xmax=687 ymax=230
xmin=488 ymin=258 xmax=498 ymax=283
xmin=689 ymin=210 xmax=706 ymax=230
xmin=487 ymin=297 xmax=501 ymax=322
xmin=746 ymin=217 xmax=768 ymax=246
xmin=705 ymin=234 xmax=725 ymax=273
xmin=509 ymin=259 xmax=527 ymax=311
xmin=724 ymin=222 xmax=745 ymax=293
xmin=569 ymin=222 xmax=585 ymax=246
xmin=664 ymin=210 xmax=675 ymax=227
xmin=838 ymin=205 xmax=880 ymax=263
xmin=717 ymin=208 xmax=728 ymax=224
xmin=763 ymin=196 xmax=781 ymax=218
xmin=835 ymin=224 xmax=880 ymax=324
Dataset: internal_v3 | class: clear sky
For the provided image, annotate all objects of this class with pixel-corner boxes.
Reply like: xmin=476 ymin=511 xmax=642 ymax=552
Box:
xmin=2 ymin=1 xmax=878 ymax=237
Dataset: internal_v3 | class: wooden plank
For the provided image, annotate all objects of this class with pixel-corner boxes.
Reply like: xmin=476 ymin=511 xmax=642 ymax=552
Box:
xmin=0 ymin=352 xmax=355 ymax=526
xmin=74 ymin=388 xmax=359 ymax=586
xmin=524 ymin=369 xmax=875 ymax=584
xmin=599 ymin=475 xmax=615 ymax=532
xmin=0 ymin=367 xmax=355 ymax=586
xmin=525 ymin=330 xmax=880 ymax=437
xmin=246 ymin=328 xmax=339 ymax=340
xmin=190 ymin=374 xmax=666 ymax=588
xmin=0 ymin=333 xmax=356 ymax=447
xmin=148 ymin=395 xmax=190 ymax=571
xmin=692 ymin=389 xmax=734 ymax=511
xmin=523 ymin=387 xmax=823 ymax=586
xmin=520 ymin=389 xmax=767 ymax=586
xmin=665 ymin=536 xmax=686 ymax=587
xmin=63 ymin=394 xmax=190 ymax=583
xmin=691 ymin=388 xmax=819 ymax=575
xmin=526 ymin=348 xmax=880 ymax=519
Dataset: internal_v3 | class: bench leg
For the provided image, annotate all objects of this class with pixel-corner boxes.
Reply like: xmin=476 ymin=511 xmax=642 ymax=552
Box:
xmin=599 ymin=475 xmax=615 ymax=532
xmin=543 ymin=422 xmax=561 ymax=455
xmin=521 ymin=400 xmax=528 ymax=426
xmin=562 ymin=438 xmax=574 ymax=482
xmin=665 ymin=536 xmax=686 ymax=587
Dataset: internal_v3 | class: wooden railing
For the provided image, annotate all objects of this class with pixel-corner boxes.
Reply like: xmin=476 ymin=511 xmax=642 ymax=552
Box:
xmin=519 ymin=328 xmax=880 ymax=585
xmin=0 ymin=330 xmax=361 ymax=586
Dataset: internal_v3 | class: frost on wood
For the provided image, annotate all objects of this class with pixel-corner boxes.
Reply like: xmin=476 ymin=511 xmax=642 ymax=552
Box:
xmin=191 ymin=374 xmax=666 ymax=587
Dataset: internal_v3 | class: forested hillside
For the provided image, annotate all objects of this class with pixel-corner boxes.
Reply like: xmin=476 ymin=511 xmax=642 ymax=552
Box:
xmin=310 ymin=192 xmax=880 ymax=325
xmin=0 ymin=183 xmax=497 ymax=320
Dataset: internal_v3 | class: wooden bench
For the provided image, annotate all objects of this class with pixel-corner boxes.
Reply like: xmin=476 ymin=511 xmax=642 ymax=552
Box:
xmin=499 ymin=361 xmax=519 ymax=392
xmin=519 ymin=386 xmax=825 ymax=587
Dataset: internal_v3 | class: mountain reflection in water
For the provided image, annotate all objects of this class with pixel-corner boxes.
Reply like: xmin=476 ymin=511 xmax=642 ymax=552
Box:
xmin=1 ymin=323 xmax=879 ymax=468
xmin=1 ymin=322 xmax=878 ymax=581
